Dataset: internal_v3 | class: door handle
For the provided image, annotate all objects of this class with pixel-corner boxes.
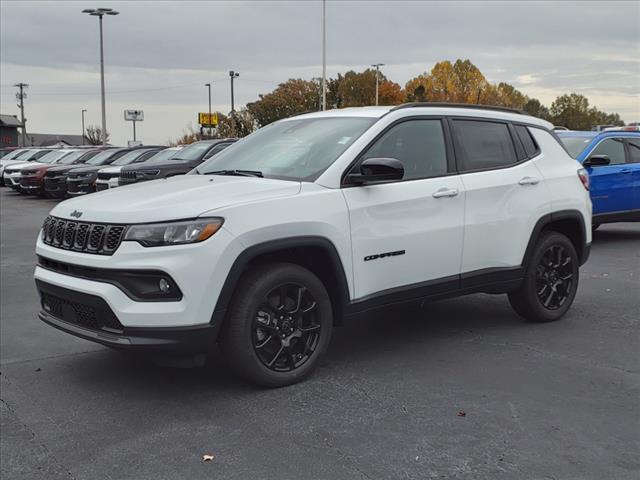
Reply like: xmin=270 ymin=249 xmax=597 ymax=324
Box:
xmin=518 ymin=176 xmax=540 ymax=186
xmin=432 ymin=188 xmax=459 ymax=198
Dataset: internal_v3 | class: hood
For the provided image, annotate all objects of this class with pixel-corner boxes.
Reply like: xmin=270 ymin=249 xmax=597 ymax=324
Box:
xmin=124 ymin=159 xmax=197 ymax=171
xmin=68 ymin=165 xmax=103 ymax=175
xmin=98 ymin=165 xmax=122 ymax=174
xmin=5 ymin=162 xmax=39 ymax=173
xmin=49 ymin=174 xmax=302 ymax=223
xmin=21 ymin=163 xmax=54 ymax=172
xmin=46 ymin=164 xmax=80 ymax=175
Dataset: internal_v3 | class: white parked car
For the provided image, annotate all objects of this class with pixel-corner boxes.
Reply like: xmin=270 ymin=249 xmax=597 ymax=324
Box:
xmin=1 ymin=149 xmax=48 ymax=182
xmin=35 ymin=104 xmax=592 ymax=386
xmin=95 ymin=147 xmax=167 ymax=190
xmin=2 ymin=149 xmax=58 ymax=189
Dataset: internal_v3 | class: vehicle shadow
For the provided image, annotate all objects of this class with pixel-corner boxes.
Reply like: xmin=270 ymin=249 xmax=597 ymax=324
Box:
xmin=592 ymin=223 xmax=640 ymax=244
xmin=61 ymin=294 xmax=525 ymax=395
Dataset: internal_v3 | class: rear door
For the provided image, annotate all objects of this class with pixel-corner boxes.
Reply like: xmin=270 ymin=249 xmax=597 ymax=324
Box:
xmin=451 ymin=119 xmax=546 ymax=275
xmin=584 ymin=137 xmax=629 ymax=215
xmin=342 ymin=118 xmax=465 ymax=300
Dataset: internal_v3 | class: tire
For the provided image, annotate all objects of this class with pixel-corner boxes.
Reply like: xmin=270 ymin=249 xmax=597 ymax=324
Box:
xmin=508 ymin=231 xmax=579 ymax=322
xmin=219 ymin=262 xmax=333 ymax=387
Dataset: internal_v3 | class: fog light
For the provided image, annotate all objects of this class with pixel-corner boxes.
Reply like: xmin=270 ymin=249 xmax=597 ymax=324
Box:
xmin=159 ymin=278 xmax=171 ymax=293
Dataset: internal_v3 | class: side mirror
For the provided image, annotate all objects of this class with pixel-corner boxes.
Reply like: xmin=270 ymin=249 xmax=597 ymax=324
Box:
xmin=584 ymin=155 xmax=611 ymax=167
xmin=347 ymin=158 xmax=404 ymax=185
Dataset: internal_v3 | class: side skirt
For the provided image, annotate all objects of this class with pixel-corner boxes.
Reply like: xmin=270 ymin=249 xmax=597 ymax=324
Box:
xmin=344 ymin=266 xmax=524 ymax=317
xmin=593 ymin=209 xmax=640 ymax=224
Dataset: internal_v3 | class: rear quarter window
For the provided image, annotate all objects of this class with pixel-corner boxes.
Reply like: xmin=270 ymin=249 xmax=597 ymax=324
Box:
xmin=514 ymin=125 xmax=540 ymax=158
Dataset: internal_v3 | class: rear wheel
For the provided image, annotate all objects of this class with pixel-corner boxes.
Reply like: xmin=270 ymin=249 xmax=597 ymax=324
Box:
xmin=220 ymin=262 xmax=333 ymax=387
xmin=508 ymin=232 xmax=579 ymax=322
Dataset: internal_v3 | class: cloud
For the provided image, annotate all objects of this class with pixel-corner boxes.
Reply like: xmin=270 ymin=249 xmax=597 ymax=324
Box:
xmin=1 ymin=0 xmax=639 ymax=144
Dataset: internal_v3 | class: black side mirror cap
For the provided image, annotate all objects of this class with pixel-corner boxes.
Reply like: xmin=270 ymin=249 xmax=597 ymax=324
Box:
xmin=347 ymin=157 xmax=404 ymax=185
xmin=584 ymin=155 xmax=611 ymax=167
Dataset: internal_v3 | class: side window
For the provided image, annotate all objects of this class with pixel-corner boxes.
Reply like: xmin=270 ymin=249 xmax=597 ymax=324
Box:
xmin=627 ymin=138 xmax=640 ymax=163
xmin=452 ymin=120 xmax=517 ymax=171
xmin=360 ymin=119 xmax=447 ymax=180
xmin=590 ymin=138 xmax=626 ymax=165
xmin=514 ymin=125 xmax=539 ymax=158
xmin=204 ymin=143 xmax=231 ymax=159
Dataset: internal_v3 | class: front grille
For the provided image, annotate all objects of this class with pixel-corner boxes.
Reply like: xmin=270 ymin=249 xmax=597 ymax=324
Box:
xmin=96 ymin=183 xmax=109 ymax=191
xmin=39 ymin=286 xmax=124 ymax=332
xmin=120 ymin=170 xmax=136 ymax=179
xmin=97 ymin=171 xmax=116 ymax=180
xmin=20 ymin=178 xmax=41 ymax=187
xmin=42 ymin=216 xmax=126 ymax=255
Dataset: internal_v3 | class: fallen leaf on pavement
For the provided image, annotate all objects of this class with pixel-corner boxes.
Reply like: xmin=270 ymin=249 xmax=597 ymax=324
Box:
xmin=202 ymin=454 xmax=215 ymax=462
xmin=457 ymin=411 xmax=466 ymax=417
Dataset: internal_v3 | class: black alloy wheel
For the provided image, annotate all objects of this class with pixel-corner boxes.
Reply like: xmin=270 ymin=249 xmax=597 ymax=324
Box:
xmin=220 ymin=262 xmax=333 ymax=387
xmin=535 ymin=245 xmax=574 ymax=310
xmin=253 ymin=283 xmax=322 ymax=372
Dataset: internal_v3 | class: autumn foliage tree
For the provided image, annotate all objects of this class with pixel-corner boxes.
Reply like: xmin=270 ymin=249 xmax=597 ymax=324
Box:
xmin=549 ymin=94 xmax=624 ymax=130
xmin=246 ymin=79 xmax=320 ymax=127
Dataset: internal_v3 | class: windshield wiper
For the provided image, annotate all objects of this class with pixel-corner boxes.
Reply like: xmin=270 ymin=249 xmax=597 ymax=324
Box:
xmin=204 ymin=169 xmax=264 ymax=178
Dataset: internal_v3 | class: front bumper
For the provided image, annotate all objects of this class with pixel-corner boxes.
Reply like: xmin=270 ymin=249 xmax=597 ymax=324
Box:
xmin=5 ymin=173 xmax=21 ymax=188
xmin=95 ymin=177 xmax=119 ymax=190
xmin=38 ymin=280 xmax=218 ymax=351
xmin=34 ymin=227 xmax=242 ymax=347
xmin=44 ymin=176 xmax=68 ymax=196
xmin=67 ymin=178 xmax=96 ymax=195
xmin=20 ymin=177 xmax=43 ymax=193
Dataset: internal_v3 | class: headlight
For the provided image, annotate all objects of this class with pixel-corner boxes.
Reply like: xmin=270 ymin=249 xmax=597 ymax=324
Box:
xmin=123 ymin=218 xmax=224 ymax=247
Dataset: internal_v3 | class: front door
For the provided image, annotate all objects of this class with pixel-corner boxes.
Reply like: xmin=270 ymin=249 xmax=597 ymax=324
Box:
xmin=342 ymin=118 xmax=465 ymax=300
xmin=585 ymin=137 xmax=630 ymax=215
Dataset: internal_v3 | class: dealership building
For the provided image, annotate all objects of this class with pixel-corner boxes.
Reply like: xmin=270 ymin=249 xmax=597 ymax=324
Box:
xmin=0 ymin=114 xmax=87 ymax=147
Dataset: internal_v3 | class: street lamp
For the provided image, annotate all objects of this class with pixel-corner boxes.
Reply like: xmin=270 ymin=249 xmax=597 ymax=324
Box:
xmin=205 ymin=83 xmax=212 ymax=137
xmin=82 ymin=7 xmax=119 ymax=146
xmin=229 ymin=70 xmax=239 ymax=113
xmin=371 ymin=63 xmax=384 ymax=106
xmin=81 ymin=109 xmax=87 ymax=144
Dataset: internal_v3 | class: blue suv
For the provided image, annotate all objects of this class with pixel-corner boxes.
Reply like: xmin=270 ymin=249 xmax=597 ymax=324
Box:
xmin=558 ymin=130 xmax=640 ymax=228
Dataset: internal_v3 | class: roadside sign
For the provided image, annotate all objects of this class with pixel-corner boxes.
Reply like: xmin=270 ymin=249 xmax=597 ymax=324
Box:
xmin=199 ymin=112 xmax=218 ymax=127
xmin=127 ymin=140 xmax=143 ymax=147
xmin=124 ymin=110 xmax=144 ymax=121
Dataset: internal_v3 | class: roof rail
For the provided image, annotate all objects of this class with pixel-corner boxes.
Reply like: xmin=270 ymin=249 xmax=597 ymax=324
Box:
xmin=390 ymin=102 xmax=526 ymax=115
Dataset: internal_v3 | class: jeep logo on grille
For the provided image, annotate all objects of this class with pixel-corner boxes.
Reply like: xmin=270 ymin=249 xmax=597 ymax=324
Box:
xmin=70 ymin=210 xmax=83 ymax=219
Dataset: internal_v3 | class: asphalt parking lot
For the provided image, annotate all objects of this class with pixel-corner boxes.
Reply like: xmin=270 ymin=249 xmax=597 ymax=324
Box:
xmin=1 ymin=187 xmax=638 ymax=480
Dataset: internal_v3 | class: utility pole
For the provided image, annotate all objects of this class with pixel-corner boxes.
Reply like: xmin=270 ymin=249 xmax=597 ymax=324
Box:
xmin=205 ymin=83 xmax=212 ymax=137
xmin=321 ymin=0 xmax=326 ymax=110
xmin=229 ymin=71 xmax=239 ymax=136
xmin=14 ymin=83 xmax=28 ymax=146
xmin=371 ymin=63 xmax=384 ymax=106
xmin=81 ymin=109 xmax=87 ymax=144
xmin=82 ymin=8 xmax=119 ymax=146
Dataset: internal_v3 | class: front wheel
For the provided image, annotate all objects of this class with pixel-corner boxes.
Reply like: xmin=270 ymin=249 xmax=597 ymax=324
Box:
xmin=508 ymin=232 xmax=579 ymax=322
xmin=220 ymin=262 xmax=333 ymax=387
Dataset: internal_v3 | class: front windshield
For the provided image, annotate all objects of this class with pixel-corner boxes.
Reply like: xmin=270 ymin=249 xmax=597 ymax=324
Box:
xmin=36 ymin=150 xmax=73 ymax=164
xmin=111 ymin=149 xmax=154 ymax=166
xmin=85 ymin=150 xmax=119 ymax=165
xmin=559 ymin=136 xmax=596 ymax=158
xmin=145 ymin=148 xmax=180 ymax=164
xmin=58 ymin=150 xmax=87 ymax=164
xmin=172 ymin=142 xmax=215 ymax=161
xmin=196 ymin=117 xmax=376 ymax=181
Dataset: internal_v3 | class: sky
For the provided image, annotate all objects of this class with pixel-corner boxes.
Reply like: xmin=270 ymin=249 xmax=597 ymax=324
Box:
xmin=1 ymin=0 xmax=639 ymax=145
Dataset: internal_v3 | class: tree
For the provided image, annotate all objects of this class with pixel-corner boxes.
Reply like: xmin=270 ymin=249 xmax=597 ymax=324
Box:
xmin=85 ymin=125 xmax=109 ymax=145
xmin=246 ymin=79 xmax=320 ymax=127
xmin=216 ymin=109 xmax=256 ymax=138
xmin=523 ymin=98 xmax=551 ymax=120
xmin=549 ymin=94 xmax=592 ymax=130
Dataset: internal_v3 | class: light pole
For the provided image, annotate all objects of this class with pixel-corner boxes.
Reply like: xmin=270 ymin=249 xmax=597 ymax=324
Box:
xmin=82 ymin=7 xmax=119 ymax=146
xmin=14 ymin=83 xmax=28 ymax=146
xmin=205 ymin=83 xmax=212 ymax=137
xmin=229 ymin=71 xmax=239 ymax=113
xmin=371 ymin=63 xmax=384 ymax=106
xmin=81 ymin=109 xmax=87 ymax=144
xmin=321 ymin=0 xmax=326 ymax=110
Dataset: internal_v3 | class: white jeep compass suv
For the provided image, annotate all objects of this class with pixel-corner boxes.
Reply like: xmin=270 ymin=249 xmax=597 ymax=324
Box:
xmin=35 ymin=104 xmax=592 ymax=387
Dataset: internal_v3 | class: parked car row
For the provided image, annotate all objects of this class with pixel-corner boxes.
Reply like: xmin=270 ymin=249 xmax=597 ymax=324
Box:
xmin=0 ymin=139 xmax=236 ymax=198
